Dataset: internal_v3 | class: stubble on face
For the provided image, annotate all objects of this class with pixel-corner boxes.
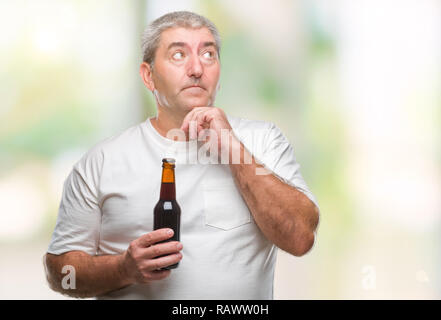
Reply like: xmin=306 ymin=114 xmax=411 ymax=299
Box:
xmin=153 ymin=89 xmax=171 ymax=108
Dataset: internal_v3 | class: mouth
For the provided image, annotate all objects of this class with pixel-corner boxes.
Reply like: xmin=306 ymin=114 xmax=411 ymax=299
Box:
xmin=183 ymin=85 xmax=205 ymax=91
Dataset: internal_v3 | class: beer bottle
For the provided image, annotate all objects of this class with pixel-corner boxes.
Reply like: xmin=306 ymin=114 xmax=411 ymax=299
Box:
xmin=153 ymin=158 xmax=181 ymax=269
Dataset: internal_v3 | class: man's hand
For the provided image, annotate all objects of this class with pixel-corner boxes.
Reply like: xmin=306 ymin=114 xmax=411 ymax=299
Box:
xmin=180 ymin=106 xmax=239 ymax=160
xmin=121 ymin=228 xmax=183 ymax=284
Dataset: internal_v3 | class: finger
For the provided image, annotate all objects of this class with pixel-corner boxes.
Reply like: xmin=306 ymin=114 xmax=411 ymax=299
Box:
xmin=143 ymin=241 xmax=183 ymax=259
xmin=198 ymin=110 xmax=218 ymax=141
xmin=189 ymin=119 xmax=199 ymax=140
xmin=146 ymin=252 xmax=183 ymax=271
xmin=181 ymin=107 xmax=208 ymax=132
xmin=136 ymin=228 xmax=174 ymax=248
xmin=144 ymin=269 xmax=171 ymax=282
xmin=180 ymin=108 xmax=200 ymax=132
xmin=187 ymin=109 xmax=207 ymax=139
xmin=192 ymin=109 xmax=212 ymax=139
xmin=201 ymin=109 xmax=216 ymax=125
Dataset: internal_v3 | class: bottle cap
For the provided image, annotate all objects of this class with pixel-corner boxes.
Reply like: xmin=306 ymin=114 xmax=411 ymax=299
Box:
xmin=162 ymin=158 xmax=176 ymax=164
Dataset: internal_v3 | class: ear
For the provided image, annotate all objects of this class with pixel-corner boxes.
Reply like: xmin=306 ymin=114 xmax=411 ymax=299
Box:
xmin=140 ymin=62 xmax=155 ymax=92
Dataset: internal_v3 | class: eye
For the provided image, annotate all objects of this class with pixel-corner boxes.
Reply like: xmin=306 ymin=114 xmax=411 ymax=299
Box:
xmin=203 ymin=51 xmax=214 ymax=59
xmin=172 ymin=51 xmax=184 ymax=60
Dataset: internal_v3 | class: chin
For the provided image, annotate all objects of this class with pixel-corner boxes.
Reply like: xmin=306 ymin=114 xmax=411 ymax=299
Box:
xmin=184 ymin=98 xmax=212 ymax=109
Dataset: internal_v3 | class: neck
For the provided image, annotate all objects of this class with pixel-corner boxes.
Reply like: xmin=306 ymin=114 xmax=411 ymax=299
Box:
xmin=151 ymin=105 xmax=189 ymax=141
xmin=160 ymin=164 xmax=176 ymax=200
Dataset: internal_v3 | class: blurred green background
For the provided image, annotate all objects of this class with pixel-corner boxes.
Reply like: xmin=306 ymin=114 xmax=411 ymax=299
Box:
xmin=0 ymin=0 xmax=440 ymax=299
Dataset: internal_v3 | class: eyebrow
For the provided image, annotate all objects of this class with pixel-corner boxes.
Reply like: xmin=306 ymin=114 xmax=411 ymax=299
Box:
xmin=167 ymin=41 xmax=218 ymax=51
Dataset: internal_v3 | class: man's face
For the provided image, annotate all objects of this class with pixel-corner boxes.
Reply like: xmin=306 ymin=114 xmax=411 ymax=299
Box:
xmin=149 ymin=27 xmax=220 ymax=113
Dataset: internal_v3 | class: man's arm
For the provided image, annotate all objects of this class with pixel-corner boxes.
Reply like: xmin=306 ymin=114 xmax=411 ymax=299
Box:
xmin=180 ymin=107 xmax=319 ymax=256
xmin=43 ymin=251 xmax=131 ymax=298
xmin=229 ymin=141 xmax=319 ymax=256
xmin=43 ymin=228 xmax=183 ymax=298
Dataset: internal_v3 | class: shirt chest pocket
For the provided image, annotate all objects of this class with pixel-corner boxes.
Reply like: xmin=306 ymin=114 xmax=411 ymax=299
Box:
xmin=202 ymin=179 xmax=252 ymax=230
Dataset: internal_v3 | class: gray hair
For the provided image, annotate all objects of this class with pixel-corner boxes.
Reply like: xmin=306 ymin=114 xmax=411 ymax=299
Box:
xmin=141 ymin=11 xmax=221 ymax=69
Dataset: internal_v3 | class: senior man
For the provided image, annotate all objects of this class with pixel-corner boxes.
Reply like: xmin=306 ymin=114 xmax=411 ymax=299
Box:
xmin=44 ymin=11 xmax=319 ymax=299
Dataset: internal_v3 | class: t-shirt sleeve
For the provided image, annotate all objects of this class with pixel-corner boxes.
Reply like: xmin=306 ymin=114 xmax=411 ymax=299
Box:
xmin=47 ymin=148 xmax=103 ymax=256
xmin=258 ymin=122 xmax=320 ymax=211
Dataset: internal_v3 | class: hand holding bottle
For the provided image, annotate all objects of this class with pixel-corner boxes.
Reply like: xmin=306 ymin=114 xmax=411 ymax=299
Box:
xmin=121 ymin=228 xmax=183 ymax=284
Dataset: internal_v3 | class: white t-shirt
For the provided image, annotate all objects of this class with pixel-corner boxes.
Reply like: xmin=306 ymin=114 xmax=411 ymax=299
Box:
xmin=47 ymin=115 xmax=319 ymax=300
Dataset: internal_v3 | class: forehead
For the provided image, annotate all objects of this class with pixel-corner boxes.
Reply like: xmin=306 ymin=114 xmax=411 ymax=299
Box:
xmin=159 ymin=27 xmax=216 ymax=50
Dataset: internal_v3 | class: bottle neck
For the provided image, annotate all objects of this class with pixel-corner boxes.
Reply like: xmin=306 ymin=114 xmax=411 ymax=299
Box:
xmin=160 ymin=166 xmax=176 ymax=200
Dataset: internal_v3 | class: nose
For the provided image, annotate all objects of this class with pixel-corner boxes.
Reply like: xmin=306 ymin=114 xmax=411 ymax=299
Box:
xmin=186 ymin=54 xmax=203 ymax=79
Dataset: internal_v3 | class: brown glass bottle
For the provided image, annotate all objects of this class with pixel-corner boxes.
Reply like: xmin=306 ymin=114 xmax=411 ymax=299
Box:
xmin=153 ymin=158 xmax=181 ymax=270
